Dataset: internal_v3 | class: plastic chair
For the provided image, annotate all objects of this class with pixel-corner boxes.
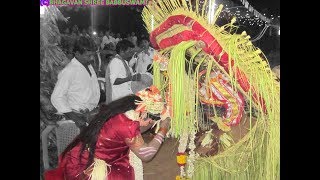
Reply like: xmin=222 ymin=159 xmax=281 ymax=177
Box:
xmin=41 ymin=120 xmax=80 ymax=170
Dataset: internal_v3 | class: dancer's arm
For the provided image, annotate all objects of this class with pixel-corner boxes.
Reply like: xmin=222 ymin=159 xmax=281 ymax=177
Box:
xmin=139 ymin=122 xmax=154 ymax=133
xmin=125 ymin=118 xmax=171 ymax=162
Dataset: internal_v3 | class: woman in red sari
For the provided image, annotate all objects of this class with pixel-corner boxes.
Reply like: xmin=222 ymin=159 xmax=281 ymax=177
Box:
xmin=45 ymin=86 xmax=171 ymax=180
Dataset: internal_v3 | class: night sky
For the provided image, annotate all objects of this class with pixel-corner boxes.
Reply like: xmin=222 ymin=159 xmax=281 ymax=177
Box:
xmin=241 ymin=0 xmax=280 ymax=16
xmin=58 ymin=0 xmax=279 ymax=40
xmin=58 ymin=6 xmax=147 ymax=37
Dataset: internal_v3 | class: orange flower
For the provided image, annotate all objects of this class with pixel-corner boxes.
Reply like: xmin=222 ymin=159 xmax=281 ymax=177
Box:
xmin=149 ymin=85 xmax=160 ymax=94
xmin=177 ymin=153 xmax=187 ymax=166
xmin=153 ymin=54 xmax=159 ymax=62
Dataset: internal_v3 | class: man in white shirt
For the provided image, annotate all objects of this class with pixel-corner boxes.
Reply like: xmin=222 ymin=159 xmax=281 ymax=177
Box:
xmin=132 ymin=38 xmax=154 ymax=73
xmin=51 ymin=36 xmax=100 ymax=130
xmin=101 ymin=29 xmax=116 ymax=50
xmin=105 ymin=40 xmax=141 ymax=103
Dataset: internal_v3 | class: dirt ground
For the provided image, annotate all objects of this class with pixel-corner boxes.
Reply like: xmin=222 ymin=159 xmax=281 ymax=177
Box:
xmin=142 ymin=134 xmax=180 ymax=180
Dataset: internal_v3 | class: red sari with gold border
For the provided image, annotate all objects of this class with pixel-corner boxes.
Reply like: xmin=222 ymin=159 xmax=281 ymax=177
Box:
xmin=45 ymin=113 xmax=140 ymax=180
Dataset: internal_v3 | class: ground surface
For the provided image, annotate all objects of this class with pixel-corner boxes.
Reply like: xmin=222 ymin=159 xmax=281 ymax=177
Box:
xmin=143 ymin=135 xmax=180 ymax=180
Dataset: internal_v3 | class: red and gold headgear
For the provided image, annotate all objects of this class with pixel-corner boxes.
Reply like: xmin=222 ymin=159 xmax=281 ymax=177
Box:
xmin=135 ymin=85 xmax=164 ymax=115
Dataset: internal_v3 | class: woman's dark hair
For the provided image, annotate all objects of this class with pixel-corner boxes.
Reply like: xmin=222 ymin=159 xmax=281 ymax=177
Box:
xmin=62 ymin=94 xmax=142 ymax=168
xmin=116 ymin=40 xmax=134 ymax=54
xmin=147 ymin=64 xmax=153 ymax=74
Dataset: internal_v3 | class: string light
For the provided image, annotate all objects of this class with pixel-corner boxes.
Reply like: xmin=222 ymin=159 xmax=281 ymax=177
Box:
xmin=226 ymin=11 xmax=269 ymax=27
xmin=204 ymin=1 xmax=278 ymax=28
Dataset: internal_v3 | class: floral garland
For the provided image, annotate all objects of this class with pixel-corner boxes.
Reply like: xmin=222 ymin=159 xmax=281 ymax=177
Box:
xmin=177 ymin=131 xmax=188 ymax=178
xmin=186 ymin=130 xmax=197 ymax=178
xmin=176 ymin=129 xmax=198 ymax=180
xmin=153 ymin=51 xmax=169 ymax=71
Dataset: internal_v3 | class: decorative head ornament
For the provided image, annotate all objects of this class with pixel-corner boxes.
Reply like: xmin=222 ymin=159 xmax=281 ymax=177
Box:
xmin=135 ymin=85 xmax=164 ymax=115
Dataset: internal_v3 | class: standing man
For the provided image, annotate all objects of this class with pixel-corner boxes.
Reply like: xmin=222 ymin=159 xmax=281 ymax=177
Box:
xmin=101 ymin=29 xmax=116 ymax=50
xmin=51 ymin=36 xmax=100 ymax=130
xmin=131 ymin=32 xmax=138 ymax=47
xmin=105 ymin=40 xmax=141 ymax=103
xmin=132 ymin=38 xmax=155 ymax=73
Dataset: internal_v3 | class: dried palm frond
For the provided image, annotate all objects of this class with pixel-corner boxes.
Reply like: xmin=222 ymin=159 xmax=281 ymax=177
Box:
xmin=143 ymin=0 xmax=279 ymax=179
xmin=40 ymin=6 xmax=69 ymax=74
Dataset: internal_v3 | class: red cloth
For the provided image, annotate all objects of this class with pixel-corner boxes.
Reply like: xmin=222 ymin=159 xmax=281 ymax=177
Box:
xmin=46 ymin=113 xmax=140 ymax=180
xmin=44 ymin=156 xmax=66 ymax=180
xmin=44 ymin=168 xmax=64 ymax=180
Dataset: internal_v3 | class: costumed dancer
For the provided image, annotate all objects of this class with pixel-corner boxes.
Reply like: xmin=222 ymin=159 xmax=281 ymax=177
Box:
xmin=44 ymin=86 xmax=171 ymax=180
xmin=142 ymin=0 xmax=280 ymax=179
